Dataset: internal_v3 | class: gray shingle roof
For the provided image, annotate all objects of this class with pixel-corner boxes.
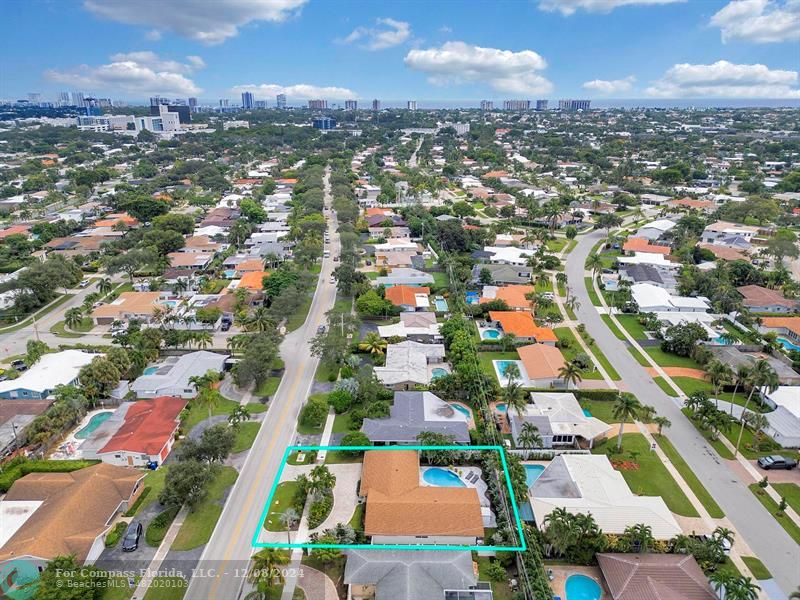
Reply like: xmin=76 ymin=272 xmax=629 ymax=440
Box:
xmin=361 ymin=391 xmax=470 ymax=443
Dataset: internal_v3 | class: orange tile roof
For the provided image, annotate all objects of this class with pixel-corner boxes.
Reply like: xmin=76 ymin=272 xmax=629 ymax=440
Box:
xmin=360 ymin=450 xmax=484 ymax=538
xmin=479 ymin=285 xmax=534 ymax=310
xmin=0 ymin=225 xmax=30 ymax=239
xmin=236 ymin=259 xmax=264 ymax=273
xmin=276 ymin=178 xmax=298 ymax=184
xmin=761 ymin=317 xmax=800 ymax=337
xmin=365 ymin=207 xmax=394 ymax=217
xmin=697 ymin=243 xmax=748 ymax=262
xmin=99 ymin=397 xmax=186 ymax=455
xmin=531 ymin=325 xmax=559 ymax=343
xmin=667 ymin=198 xmax=715 ymax=210
xmin=238 ymin=270 xmax=268 ymax=290
xmin=517 ymin=343 xmax=566 ymax=379
xmin=94 ymin=213 xmax=139 ymax=228
xmin=482 ymin=170 xmax=509 ymax=179
xmin=91 ymin=292 xmax=161 ymax=319
xmin=489 ymin=311 xmax=539 ymax=338
xmin=385 ymin=285 xmax=430 ymax=307
xmin=623 ymin=237 xmax=671 ymax=255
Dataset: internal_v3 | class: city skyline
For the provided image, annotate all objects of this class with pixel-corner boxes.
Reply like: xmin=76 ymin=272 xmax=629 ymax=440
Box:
xmin=2 ymin=0 xmax=799 ymax=102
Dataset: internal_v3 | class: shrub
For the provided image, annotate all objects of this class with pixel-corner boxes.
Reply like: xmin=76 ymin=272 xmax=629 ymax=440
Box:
xmin=300 ymin=395 xmax=328 ymax=427
xmin=349 ymin=408 xmax=366 ymax=429
xmin=308 ymin=494 xmax=333 ymax=529
xmin=366 ymin=400 xmax=390 ymax=419
xmin=0 ymin=459 xmax=100 ymax=493
xmin=124 ymin=486 xmax=151 ymax=517
xmin=485 ymin=561 xmax=507 ymax=582
xmin=145 ymin=506 xmax=179 ymax=546
xmin=105 ymin=522 xmax=127 ymax=547
xmin=328 ymin=389 xmax=352 ymax=414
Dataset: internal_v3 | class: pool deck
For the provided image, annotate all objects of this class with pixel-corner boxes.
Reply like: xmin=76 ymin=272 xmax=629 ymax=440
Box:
xmin=449 ymin=401 xmax=475 ymax=429
xmin=548 ymin=565 xmax=609 ymax=600
xmin=49 ymin=408 xmax=114 ymax=459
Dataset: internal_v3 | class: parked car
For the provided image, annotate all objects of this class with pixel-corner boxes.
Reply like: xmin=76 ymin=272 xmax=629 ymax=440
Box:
xmin=79 ymin=280 xmax=90 ymax=288
xmin=220 ymin=321 xmax=231 ymax=332
xmin=757 ymin=455 xmax=798 ymax=470
xmin=329 ymin=276 xmax=336 ymax=284
xmin=10 ymin=360 xmax=27 ymax=372
xmin=121 ymin=521 xmax=143 ymax=552
xmin=316 ymin=325 xmax=326 ymax=334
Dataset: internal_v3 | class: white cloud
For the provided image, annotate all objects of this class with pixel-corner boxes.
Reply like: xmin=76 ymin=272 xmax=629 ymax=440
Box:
xmin=582 ymin=75 xmax=636 ymax=94
xmin=341 ymin=18 xmax=411 ymax=50
xmin=645 ymin=60 xmax=800 ymax=98
xmin=538 ymin=0 xmax=684 ymax=14
xmin=710 ymin=0 xmax=800 ymax=43
xmin=45 ymin=52 xmax=203 ymax=96
xmin=83 ymin=0 xmax=307 ymax=44
xmin=438 ymin=25 xmax=453 ymax=34
xmin=144 ymin=29 xmax=162 ymax=41
xmin=231 ymin=83 xmax=357 ymax=99
xmin=404 ymin=41 xmax=553 ymax=95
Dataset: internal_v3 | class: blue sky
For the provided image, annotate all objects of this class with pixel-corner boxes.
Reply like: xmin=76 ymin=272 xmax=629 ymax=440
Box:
xmin=2 ymin=0 xmax=799 ymax=103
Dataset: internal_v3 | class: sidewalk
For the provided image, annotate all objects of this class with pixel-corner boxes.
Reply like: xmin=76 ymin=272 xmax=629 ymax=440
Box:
xmin=131 ymin=505 xmax=190 ymax=600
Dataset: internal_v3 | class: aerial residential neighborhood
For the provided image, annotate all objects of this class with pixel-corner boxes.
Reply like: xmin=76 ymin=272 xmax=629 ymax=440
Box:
xmin=1 ymin=2 xmax=800 ymax=600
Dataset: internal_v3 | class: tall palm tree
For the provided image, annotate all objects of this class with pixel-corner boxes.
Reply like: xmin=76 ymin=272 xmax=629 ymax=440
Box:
xmin=518 ymin=422 xmax=542 ymax=455
xmin=279 ymin=508 xmax=300 ymax=544
xmin=542 ymin=507 xmax=577 ymax=556
xmin=195 ymin=387 xmax=222 ymax=421
xmin=504 ymin=380 xmax=528 ymax=416
xmin=558 ymin=360 xmax=583 ymax=389
xmin=195 ymin=330 xmax=212 ymax=349
xmin=709 ymin=570 xmax=737 ymax=599
xmin=565 ymin=296 xmax=581 ymax=314
xmin=586 ymin=254 xmax=603 ymax=277
xmin=612 ymin=393 xmax=642 ymax=451
xmin=64 ymin=307 xmax=83 ymax=330
xmin=624 ymin=523 xmax=654 ymax=552
xmin=246 ymin=307 xmax=274 ymax=333
xmin=555 ymin=272 xmax=568 ymax=290
xmin=653 ymin=416 xmax=671 ymax=435
xmin=358 ymin=332 xmax=387 ymax=355
xmin=729 ymin=365 xmax=750 ymax=416
xmin=503 ymin=362 xmax=521 ymax=383
xmin=705 ymin=359 xmax=733 ymax=409
xmin=712 ymin=525 xmax=735 ymax=549
xmin=735 ymin=360 xmax=776 ymax=457
xmin=248 ymin=548 xmax=289 ymax=588
xmin=98 ymin=277 xmax=113 ymax=295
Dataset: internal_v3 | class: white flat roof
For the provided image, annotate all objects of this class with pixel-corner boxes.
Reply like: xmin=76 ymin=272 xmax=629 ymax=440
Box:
xmin=0 ymin=350 xmax=95 ymax=395
xmin=0 ymin=501 xmax=41 ymax=547
xmin=767 ymin=387 xmax=800 ymax=420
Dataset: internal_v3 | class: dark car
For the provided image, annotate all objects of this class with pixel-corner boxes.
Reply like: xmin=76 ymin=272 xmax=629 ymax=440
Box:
xmin=220 ymin=321 xmax=231 ymax=332
xmin=10 ymin=360 xmax=27 ymax=372
xmin=316 ymin=325 xmax=326 ymax=334
xmin=757 ymin=455 xmax=798 ymax=470
xmin=121 ymin=521 xmax=143 ymax=552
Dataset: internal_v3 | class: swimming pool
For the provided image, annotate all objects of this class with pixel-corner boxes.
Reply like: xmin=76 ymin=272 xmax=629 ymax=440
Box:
xmin=422 ymin=468 xmax=466 ymax=487
xmin=495 ymin=360 xmax=520 ymax=377
xmin=434 ymin=297 xmax=449 ymax=312
xmin=75 ymin=411 xmax=113 ymax=439
xmin=495 ymin=403 xmax=507 ymax=413
xmin=565 ymin=574 xmax=601 ymax=600
xmin=449 ymin=403 xmax=472 ymax=419
xmin=143 ymin=366 xmax=159 ymax=375
xmin=465 ymin=291 xmax=480 ymax=305
xmin=778 ymin=337 xmax=800 ymax=352
xmin=160 ymin=300 xmax=178 ymax=308
xmin=223 ymin=269 xmax=236 ymax=278
xmin=482 ymin=328 xmax=501 ymax=339
xmin=524 ymin=464 xmax=545 ymax=487
xmin=431 ymin=367 xmax=448 ymax=379
xmin=582 ymin=408 xmax=593 ymax=417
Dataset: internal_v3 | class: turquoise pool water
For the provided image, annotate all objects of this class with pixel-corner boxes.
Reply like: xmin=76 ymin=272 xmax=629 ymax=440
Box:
xmin=431 ymin=367 xmax=448 ymax=379
xmin=565 ymin=574 xmax=601 ymax=600
xmin=524 ymin=464 xmax=545 ymax=487
xmin=465 ymin=291 xmax=479 ymax=305
xmin=778 ymin=337 xmax=800 ymax=352
xmin=495 ymin=403 xmax=507 ymax=413
xmin=482 ymin=329 xmax=501 ymax=339
xmin=449 ymin=403 xmax=472 ymax=419
xmin=144 ymin=366 xmax=159 ymax=375
xmin=75 ymin=412 xmax=112 ymax=439
xmin=223 ymin=269 xmax=236 ymax=278
xmin=495 ymin=360 xmax=519 ymax=377
xmin=434 ymin=298 xmax=449 ymax=312
xmin=160 ymin=300 xmax=178 ymax=308
xmin=582 ymin=408 xmax=593 ymax=417
xmin=423 ymin=468 xmax=465 ymax=487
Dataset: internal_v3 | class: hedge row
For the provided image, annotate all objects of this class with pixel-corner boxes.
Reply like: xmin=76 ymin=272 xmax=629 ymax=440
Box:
xmin=0 ymin=458 xmax=100 ymax=492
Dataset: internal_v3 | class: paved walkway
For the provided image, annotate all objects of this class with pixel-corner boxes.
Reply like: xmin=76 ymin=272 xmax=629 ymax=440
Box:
xmin=131 ymin=505 xmax=190 ymax=600
xmin=296 ymin=565 xmax=338 ymax=600
xmin=645 ymin=366 xmax=707 ymax=379
xmin=317 ymin=407 xmax=336 ymax=462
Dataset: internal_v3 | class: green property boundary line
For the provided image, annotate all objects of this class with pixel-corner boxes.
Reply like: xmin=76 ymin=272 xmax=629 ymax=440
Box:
xmin=252 ymin=444 xmax=527 ymax=552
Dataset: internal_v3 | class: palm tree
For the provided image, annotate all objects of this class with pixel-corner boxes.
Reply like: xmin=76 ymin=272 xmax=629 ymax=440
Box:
xmin=624 ymin=523 xmax=655 ymax=552
xmin=653 ymin=416 xmax=671 ymax=435
xmin=358 ymin=332 xmax=387 ymax=355
xmin=712 ymin=525 xmax=735 ymax=549
xmin=565 ymin=296 xmax=581 ymax=314
xmin=503 ymin=362 xmax=521 ymax=383
xmin=309 ymin=465 xmax=337 ymax=499
xmin=558 ymin=360 xmax=583 ymax=389
xmin=504 ymin=380 xmax=528 ymax=416
xmin=555 ymin=272 xmax=568 ymax=290
xmin=246 ymin=307 xmax=274 ymax=333
xmin=64 ymin=307 xmax=83 ymax=330
xmin=542 ymin=507 xmax=577 ymax=556
xmin=735 ymin=360 xmax=776 ymax=457
xmin=518 ymin=422 xmax=542 ymax=456
xmin=729 ymin=365 xmax=750 ymax=416
xmin=586 ymin=254 xmax=603 ymax=277
xmin=194 ymin=387 xmax=222 ymax=421
xmin=173 ymin=277 xmax=189 ymax=295
xmin=638 ymin=404 xmax=656 ymax=423
xmin=612 ymin=393 xmax=642 ymax=451
xmin=279 ymin=508 xmax=299 ymax=544
xmin=98 ymin=277 xmax=113 ymax=295
xmin=705 ymin=359 xmax=733 ymax=409
xmin=194 ymin=330 xmax=213 ymax=349
xmin=709 ymin=570 xmax=737 ymax=599
xmin=248 ymin=548 xmax=289 ymax=588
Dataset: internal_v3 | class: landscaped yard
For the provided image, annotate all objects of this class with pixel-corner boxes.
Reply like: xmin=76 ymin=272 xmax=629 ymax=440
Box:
xmin=593 ymin=433 xmax=699 ymax=518
xmin=256 ymin=376 xmax=282 ymax=398
xmin=748 ymin=483 xmax=800 ymax=545
xmin=577 ymin=398 xmax=619 ymax=423
xmin=546 ymin=238 xmax=568 ymax=253
xmin=671 ymin=377 xmax=752 ymax=408
xmin=643 ymin=348 xmax=701 ymax=369
xmin=51 ymin=316 xmax=94 ymax=337
xmin=772 ymin=483 xmax=800 ymax=514
xmin=232 ymin=421 xmax=261 ymax=453
xmin=332 ymin=411 xmax=355 ymax=433
xmin=128 ymin=467 xmax=169 ymax=515
xmin=297 ymin=393 xmax=328 ymax=434
xmin=741 ymin=556 xmax=772 ymax=580
xmin=172 ymin=466 xmax=238 ymax=550
xmin=183 ymin=397 xmax=239 ymax=432
xmin=553 ymin=327 xmax=603 ymax=380
xmin=682 ymin=408 xmax=734 ymax=459
xmin=654 ymin=434 xmax=724 ymax=518
xmin=349 ymin=503 xmax=364 ymax=530
xmin=477 ymin=351 xmax=519 ymax=380
xmin=475 ymin=556 xmax=514 ymax=600
xmin=431 ymin=271 xmax=450 ymax=288
xmin=264 ymin=481 xmax=299 ymax=532
xmin=615 ymin=315 xmax=648 ymax=340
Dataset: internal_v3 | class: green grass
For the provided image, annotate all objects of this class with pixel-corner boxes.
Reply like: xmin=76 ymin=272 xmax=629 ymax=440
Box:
xmin=105 ymin=522 xmax=128 ymax=547
xmin=129 ymin=468 xmax=168 ymax=515
xmin=332 ymin=411 xmax=355 ymax=433
xmin=146 ymin=506 xmax=179 ymax=547
xmin=315 ymin=361 xmax=339 ymax=383
xmin=557 ymin=281 xmax=567 ymax=297
xmin=431 ymin=271 xmax=450 ymax=289
xmin=720 ymin=422 xmax=782 ymax=460
xmin=535 ymin=278 xmax=554 ymax=292
xmin=564 ymin=239 xmax=578 ymax=254
xmin=100 ymin=576 xmax=139 ymax=600
xmin=50 ymin=316 xmax=94 ymax=337
xmin=553 ymin=327 xmax=603 ymax=380
xmin=585 ymin=277 xmax=601 ymax=306
xmin=748 ymin=483 xmax=800 ymax=545
xmin=741 ymin=556 xmax=772 ymax=580
xmin=477 ymin=351 xmax=519 ymax=380
xmin=286 ymin=295 xmax=314 ymax=332
xmin=601 ymin=315 xmax=627 ymax=340
xmin=142 ymin=577 xmax=188 ymax=600
xmin=593 ymin=433 xmax=699 ymax=517
xmin=654 ymin=434 xmax=725 ymax=518
xmin=172 ymin=466 xmax=238 ymax=550
xmin=772 ymin=483 xmax=800 ymax=514
xmin=264 ymin=481 xmax=299 ymax=531
xmin=349 ymin=503 xmax=364 ymax=531
xmin=182 ymin=397 xmax=239 ymax=432
xmin=653 ymin=377 xmax=680 ymax=397
xmin=246 ymin=401 xmax=268 ymax=413
xmin=628 ymin=346 xmax=651 ymax=366
xmin=670 ymin=377 xmax=753 ymax=409
xmin=615 ymin=315 xmax=648 ymax=340
xmin=296 ymin=393 xmax=328 ymax=435
xmin=573 ymin=328 xmax=622 ymax=380
xmin=577 ymin=399 xmax=620 ymax=423
xmin=324 ymin=451 xmax=364 ymax=464
xmin=643 ymin=348 xmax=702 ymax=369
xmin=546 ymin=238 xmax=568 ymax=253
xmin=682 ymin=408 xmax=735 ymax=459
xmin=475 ymin=556 xmax=513 ymax=600
xmin=232 ymin=421 xmax=261 ymax=453
xmin=0 ymin=293 xmax=73 ymax=332
xmin=256 ymin=376 xmax=282 ymax=398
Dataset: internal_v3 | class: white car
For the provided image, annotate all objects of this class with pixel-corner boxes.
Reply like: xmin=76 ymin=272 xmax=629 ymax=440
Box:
xmin=329 ymin=276 xmax=336 ymax=284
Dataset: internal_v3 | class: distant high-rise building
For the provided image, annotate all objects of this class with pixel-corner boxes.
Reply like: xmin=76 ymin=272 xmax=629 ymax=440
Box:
xmin=344 ymin=99 xmax=358 ymax=110
xmin=407 ymin=100 xmax=417 ymax=110
xmin=480 ymin=100 xmax=494 ymax=110
xmin=150 ymin=96 xmax=165 ymax=107
xmin=241 ymin=92 xmax=254 ymax=109
xmin=536 ymin=99 xmax=548 ymax=111
xmin=558 ymin=99 xmax=590 ymax=111
xmin=312 ymin=117 xmax=337 ymax=130
xmin=219 ymin=99 xmax=229 ymax=107
xmin=188 ymin=97 xmax=198 ymax=109
xmin=150 ymin=104 xmax=191 ymax=124
xmin=254 ymin=100 xmax=267 ymax=109
xmin=276 ymin=93 xmax=287 ymax=109
xmin=58 ymin=92 xmax=72 ymax=106
xmin=308 ymin=99 xmax=327 ymax=110
xmin=371 ymin=99 xmax=380 ymax=111
xmin=72 ymin=92 xmax=85 ymax=108
xmin=503 ymin=100 xmax=530 ymax=111
xmin=27 ymin=93 xmax=41 ymax=105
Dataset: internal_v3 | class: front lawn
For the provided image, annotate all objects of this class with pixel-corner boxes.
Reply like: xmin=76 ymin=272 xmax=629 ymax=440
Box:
xmin=654 ymin=434 xmax=724 ymax=518
xmin=183 ymin=397 xmax=239 ymax=432
xmin=577 ymin=399 xmax=619 ymax=423
xmin=741 ymin=556 xmax=772 ymax=580
xmin=546 ymin=238 xmax=568 ymax=253
xmin=332 ymin=411 xmax=355 ymax=433
xmin=349 ymin=503 xmax=364 ymax=530
xmin=653 ymin=377 xmax=679 ymax=397
xmin=128 ymin=467 xmax=169 ymax=515
xmin=615 ymin=315 xmax=648 ymax=340
xmin=264 ymin=481 xmax=300 ymax=532
xmin=142 ymin=577 xmax=188 ymax=600
xmin=748 ymin=483 xmax=800 ymax=545
xmin=475 ymin=556 xmax=514 ymax=600
xmin=593 ymin=433 xmax=699 ymax=518
xmin=772 ymin=483 xmax=800 ymax=514
xmin=601 ymin=315 xmax=627 ymax=340
xmin=553 ymin=328 xmax=603 ymax=380
xmin=643 ymin=348 xmax=701 ymax=369
xmin=431 ymin=271 xmax=450 ymax=289
xmin=256 ymin=376 xmax=282 ymax=398
xmin=232 ymin=421 xmax=261 ymax=453
xmin=172 ymin=466 xmax=238 ymax=550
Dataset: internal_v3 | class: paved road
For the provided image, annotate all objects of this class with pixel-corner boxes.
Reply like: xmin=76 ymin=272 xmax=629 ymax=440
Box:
xmin=567 ymin=230 xmax=799 ymax=596
xmin=184 ymin=167 xmax=340 ymax=600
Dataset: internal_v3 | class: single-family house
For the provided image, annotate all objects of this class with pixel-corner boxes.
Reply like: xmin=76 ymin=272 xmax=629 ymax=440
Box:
xmin=0 ymin=463 xmax=144 ymax=567
xmin=597 ymin=553 xmax=715 ymax=600
xmin=167 ymin=252 xmax=212 ymax=270
xmin=480 ymin=246 xmax=534 ymax=266
xmin=631 ymin=283 xmax=710 ymax=313
xmin=530 ymin=455 xmax=682 ymax=539
xmin=359 ymin=450 xmax=484 ymax=545
xmin=94 ymin=396 xmax=187 ymax=466
xmin=377 ymin=312 xmax=441 ymax=342
xmin=707 ymin=346 xmax=800 ymax=386
xmin=759 ymin=317 xmax=800 ymax=346
xmin=635 ymin=219 xmax=676 ymax=241
xmin=517 ymin=344 xmax=568 ymax=388
xmin=479 ymin=285 xmax=535 ymax=311
xmin=91 ymin=291 xmax=162 ymax=325
xmin=701 ymin=221 xmax=758 ymax=246
xmin=486 ymin=311 xmax=557 ymax=344
xmin=385 ymin=285 xmax=430 ymax=311
xmin=619 ymin=264 xmax=677 ymax=293
xmin=374 ymin=268 xmax=435 ymax=288
xmin=0 ymin=350 xmax=94 ymax=400
xmin=622 ymin=237 xmax=671 ymax=256
xmin=737 ymin=285 xmax=798 ymax=314
xmin=362 ymin=391 xmax=470 ymax=444
xmin=237 ymin=270 xmax=268 ymax=291
xmin=130 ymin=351 xmax=226 ymax=398
xmin=471 ymin=264 xmax=533 ymax=285
xmin=374 ymin=342 xmax=447 ymax=390
xmin=507 ymin=392 xmax=611 ymax=449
